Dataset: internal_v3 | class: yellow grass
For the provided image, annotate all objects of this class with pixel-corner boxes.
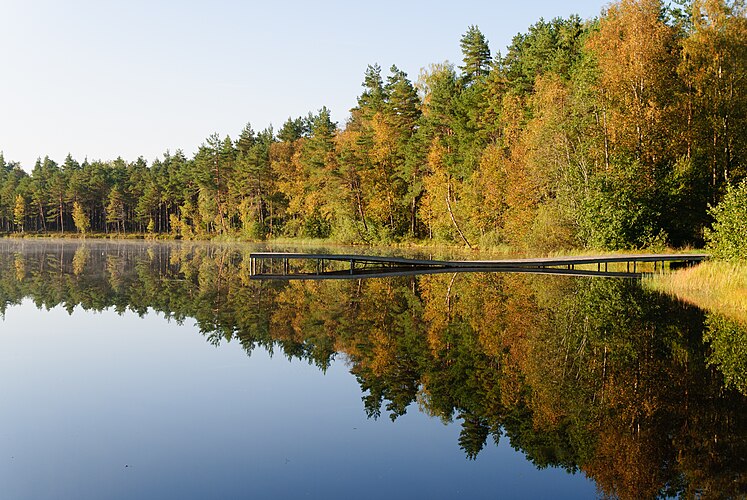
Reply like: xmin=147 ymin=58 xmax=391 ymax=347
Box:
xmin=645 ymin=261 xmax=747 ymax=325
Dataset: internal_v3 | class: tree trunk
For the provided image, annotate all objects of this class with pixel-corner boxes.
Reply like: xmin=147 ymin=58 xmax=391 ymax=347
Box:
xmin=411 ymin=196 xmax=417 ymax=237
xmin=354 ymin=181 xmax=368 ymax=232
xmin=38 ymin=203 xmax=46 ymax=233
xmin=59 ymin=198 xmax=64 ymax=234
xmin=445 ymin=176 xmax=472 ymax=249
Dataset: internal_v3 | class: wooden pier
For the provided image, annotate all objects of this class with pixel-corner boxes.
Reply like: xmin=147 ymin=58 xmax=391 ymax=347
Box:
xmin=248 ymin=252 xmax=709 ymax=280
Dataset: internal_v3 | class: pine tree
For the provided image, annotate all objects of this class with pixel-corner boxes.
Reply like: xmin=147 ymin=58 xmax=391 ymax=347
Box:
xmin=459 ymin=25 xmax=491 ymax=83
xmin=106 ymin=187 xmax=126 ymax=234
xmin=385 ymin=65 xmax=421 ymax=133
xmin=358 ymin=64 xmax=387 ymax=115
xmin=277 ymin=117 xmax=307 ymax=143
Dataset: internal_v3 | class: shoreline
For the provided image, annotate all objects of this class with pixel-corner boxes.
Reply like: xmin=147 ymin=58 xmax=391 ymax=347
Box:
xmin=645 ymin=261 xmax=747 ymax=326
xmin=0 ymin=231 xmax=701 ymax=258
xmin=3 ymin=232 xmax=742 ymax=324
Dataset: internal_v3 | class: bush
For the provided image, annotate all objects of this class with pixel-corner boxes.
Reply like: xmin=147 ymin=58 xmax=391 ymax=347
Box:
xmin=243 ymin=220 xmax=267 ymax=240
xmin=528 ymin=202 xmax=577 ymax=253
xmin=303 ymin=208 xmax=332 ymax=239
xmin=330 ymin=217 xmax=365 ymax=244
xmin=577 ymin=161 xmax=662 ymax=250
xmin=705 ymin=180 xmax=747 ymax=261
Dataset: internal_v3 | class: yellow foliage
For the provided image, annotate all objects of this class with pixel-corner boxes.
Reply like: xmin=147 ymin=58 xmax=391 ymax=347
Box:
xmin=588 ymin=0 xmax=677 ymax=165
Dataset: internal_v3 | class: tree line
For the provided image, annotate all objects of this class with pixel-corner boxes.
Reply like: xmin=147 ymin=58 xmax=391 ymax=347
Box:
xmin=2 ymin=0 xmax=745 ymax=251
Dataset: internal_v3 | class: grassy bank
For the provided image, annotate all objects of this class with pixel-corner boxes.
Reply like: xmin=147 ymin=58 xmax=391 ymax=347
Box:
xmin=645 ymin=261 xmax=747 ymax=325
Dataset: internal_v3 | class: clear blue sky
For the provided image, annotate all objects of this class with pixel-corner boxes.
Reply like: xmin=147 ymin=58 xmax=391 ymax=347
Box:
xmin=1 ymin=0 xmax=609 ymax=171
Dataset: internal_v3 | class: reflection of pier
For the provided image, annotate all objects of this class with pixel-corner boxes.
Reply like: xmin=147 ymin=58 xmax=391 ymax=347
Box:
xmin=249 ymin=252 xmax=709 ymax=280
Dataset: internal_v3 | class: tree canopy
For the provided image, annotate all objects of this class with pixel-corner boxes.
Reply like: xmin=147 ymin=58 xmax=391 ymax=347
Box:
xmin=2 ymin=0 xmax=746 ymax=251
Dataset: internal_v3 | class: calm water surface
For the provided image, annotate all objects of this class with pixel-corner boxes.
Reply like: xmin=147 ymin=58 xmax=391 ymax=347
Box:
xmin=0 ymin=240 xmax=745 ymax=499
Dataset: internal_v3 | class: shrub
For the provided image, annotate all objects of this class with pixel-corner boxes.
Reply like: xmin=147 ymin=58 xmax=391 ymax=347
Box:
xmin=705 ymin=180 xmax=747 ymax=261
xmin=577 ymin=161 xmax=662 ymax=250
xmin=330 ymin=217 xmax=364 ymax=244
xmin=303 ymin=208 xmax=331 ymax=239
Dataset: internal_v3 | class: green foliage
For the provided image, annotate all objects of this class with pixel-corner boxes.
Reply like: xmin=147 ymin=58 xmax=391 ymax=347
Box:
xmin=302 ymin=208 xmax=331 ymax=239
xmin=528 ymin=201 xmax=578 ymax=253
xmin=459 ymin=25 xmax=491 ymax=83
xmin=277 ymin=116 xmax=307 ymax=142
xmin=705 ymin=180 xmax=747 ymax=261
xmin=502 ymin=16 xmax=586 ymax=93
xmin=106 ymin=187 xmax=126 ymax=232
xmin=578 ymin=161 xmax=663 ymax=250
xmin=358 ymin=63 xmax=386 ymax=113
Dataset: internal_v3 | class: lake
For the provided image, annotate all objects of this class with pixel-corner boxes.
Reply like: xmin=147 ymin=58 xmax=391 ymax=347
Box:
xmin=0 ymin=240 xmax=745 ymax=499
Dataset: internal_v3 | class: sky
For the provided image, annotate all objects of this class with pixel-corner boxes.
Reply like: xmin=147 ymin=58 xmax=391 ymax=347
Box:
xmin=1 ymin=0 xmax=609 ymax=171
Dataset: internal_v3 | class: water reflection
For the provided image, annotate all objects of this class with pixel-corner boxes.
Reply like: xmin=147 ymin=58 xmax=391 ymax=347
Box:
xmin=1 ymin=240 xmax=746 ymax=498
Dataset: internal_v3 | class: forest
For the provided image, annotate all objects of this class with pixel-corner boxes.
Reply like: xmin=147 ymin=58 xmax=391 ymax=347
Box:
xmin=1 ymin=0 xmax=745 ymax=252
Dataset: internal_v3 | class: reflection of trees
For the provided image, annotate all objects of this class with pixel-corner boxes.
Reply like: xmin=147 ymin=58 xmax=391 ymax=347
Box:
xmin=0 ymin=241 xmax=746 ymax=498
xmin=705 ymin=314 xmax=747 ymax=395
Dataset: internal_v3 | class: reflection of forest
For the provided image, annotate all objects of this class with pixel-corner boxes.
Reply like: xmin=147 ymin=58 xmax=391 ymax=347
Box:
xmin=2 ymin=241 xmax=746 ymax=498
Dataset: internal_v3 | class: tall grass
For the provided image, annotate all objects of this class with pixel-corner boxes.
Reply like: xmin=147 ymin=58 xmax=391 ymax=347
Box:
xmin=645 ymin=261 xmax=747 ymax=325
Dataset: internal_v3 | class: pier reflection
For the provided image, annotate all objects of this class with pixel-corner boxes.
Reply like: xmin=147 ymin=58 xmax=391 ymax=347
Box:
xmin=247 ymin=251 xmax=708 ymax=279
